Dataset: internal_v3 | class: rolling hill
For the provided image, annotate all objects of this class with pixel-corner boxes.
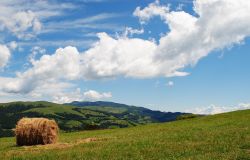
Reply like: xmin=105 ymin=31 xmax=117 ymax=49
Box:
xmin=0 ymin=101 xmax=186 ymax=137
xmin=0 ymin=109 xmax=249 ymax=160
xmin=66 ymin=101 xmax=186 ymax=122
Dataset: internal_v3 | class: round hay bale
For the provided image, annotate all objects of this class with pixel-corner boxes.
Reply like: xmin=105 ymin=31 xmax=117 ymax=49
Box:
xmin=15 ymin=118 xmax=59 ymax=146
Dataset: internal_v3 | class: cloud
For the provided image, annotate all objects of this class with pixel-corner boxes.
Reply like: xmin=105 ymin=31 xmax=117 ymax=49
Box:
xmin=53 ymin=89 xmax=112 ymax=104
xmin=84 ymin=0 xmax=250 ymax=79
xmin=0 ymin=77 xmax=76 ymax=102
xmin=1 ymin=0 xmax=250 ymax=96
xmin=42 ymin=13 xmax=123 ymax=33
xmin=8 ymin=41 xmax=18 ymax=50
xmin=0 ymin=0 xmax=76 ymax=39
xmin=123 ymin=27 xmax=144 ymax=37
xmin=188 ymin=103 xmax=250 ymax=115
xmin=29 ymin=81 xmax=74 ymax=99
xmin=0 ymin=1 xmax=75 ymax=18
xmin=0 ymin=44 xmax=11 ymax=68
xmin=19 ymin=39 xmax=95 ymax=49
xmin=83 ymin=90 xmax=112 ymax=101
xmin=82 ymin=32 xmax=159 ymax=79
xmin=0 ymin=10 xmax=41 ymax=39
xmin=29 ymin=46 xmax=46 ymax=63
xmin=166 ymin=81 xmax=174 ymax=87
xmin=133 ymin=0 xmax=170 ymax=24
xmin=2 ymin=46 xmax=81 ymax=94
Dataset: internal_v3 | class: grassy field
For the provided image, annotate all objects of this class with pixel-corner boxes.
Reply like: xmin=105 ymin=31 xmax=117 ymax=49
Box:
xmin=0 ymin=110 xmax=249 ymax=160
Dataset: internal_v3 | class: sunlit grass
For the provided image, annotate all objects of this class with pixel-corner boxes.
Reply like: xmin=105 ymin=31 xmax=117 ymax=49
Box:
xmin=0 ymin=110 xmax=249 ymax=160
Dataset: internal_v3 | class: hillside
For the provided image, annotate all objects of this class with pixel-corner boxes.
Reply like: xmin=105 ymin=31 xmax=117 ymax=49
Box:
xmin=0 ymin=101 xmax=185 ymax=137
xmin=0 ymin=109 xmax=249 ymax=160
xmin=66 ymin=101 xmax=185 ymax=122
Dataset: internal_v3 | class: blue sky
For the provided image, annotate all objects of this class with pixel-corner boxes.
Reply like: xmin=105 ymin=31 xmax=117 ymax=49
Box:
xmin=0 ymin=0 xmax=250 ymax=114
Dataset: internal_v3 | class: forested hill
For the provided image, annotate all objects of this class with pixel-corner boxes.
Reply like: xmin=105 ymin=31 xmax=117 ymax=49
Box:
xmin=0 ymin=101 xmax=187 ymax=137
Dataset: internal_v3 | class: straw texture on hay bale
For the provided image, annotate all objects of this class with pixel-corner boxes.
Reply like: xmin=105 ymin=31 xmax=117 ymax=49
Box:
xmin=15 ymin=118 xmax=59 ymax=146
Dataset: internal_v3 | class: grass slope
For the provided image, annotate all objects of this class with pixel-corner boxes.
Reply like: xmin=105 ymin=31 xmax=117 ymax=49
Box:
xmin=0 ymin=109 xmax=249 ymax=160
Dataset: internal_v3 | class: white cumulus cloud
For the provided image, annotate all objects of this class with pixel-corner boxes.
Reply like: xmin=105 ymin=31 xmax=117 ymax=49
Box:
xmin=133 ymin=0 xmax=170 ymax=24
xmin=53 ymin=89 xmax=112 ymax=104
xmin=81 ymin=32 xmax=158 ymax=79
xmin=2 ymin=46 xmax=81 ymax=94
xmin=0 ymin=10 xmax=42 ymax=39
xmin=188 ymin=103 xmax=250 ymax=115
xmin=83 ymin=90 xmax=112 ymax=101
xmin=0 ymin=44 xmax=11 ymax=68
xmin=136 ymin=0 xmax=250 ymax=77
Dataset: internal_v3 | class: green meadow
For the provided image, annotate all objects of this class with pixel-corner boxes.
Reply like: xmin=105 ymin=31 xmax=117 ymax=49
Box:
xmin=0 ymin=109 xmax=249 ymax=160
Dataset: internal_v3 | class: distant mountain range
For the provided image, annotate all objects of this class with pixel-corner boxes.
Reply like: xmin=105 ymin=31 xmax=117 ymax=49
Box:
xmin=0 ymin=101 xmax=188 ymax=137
